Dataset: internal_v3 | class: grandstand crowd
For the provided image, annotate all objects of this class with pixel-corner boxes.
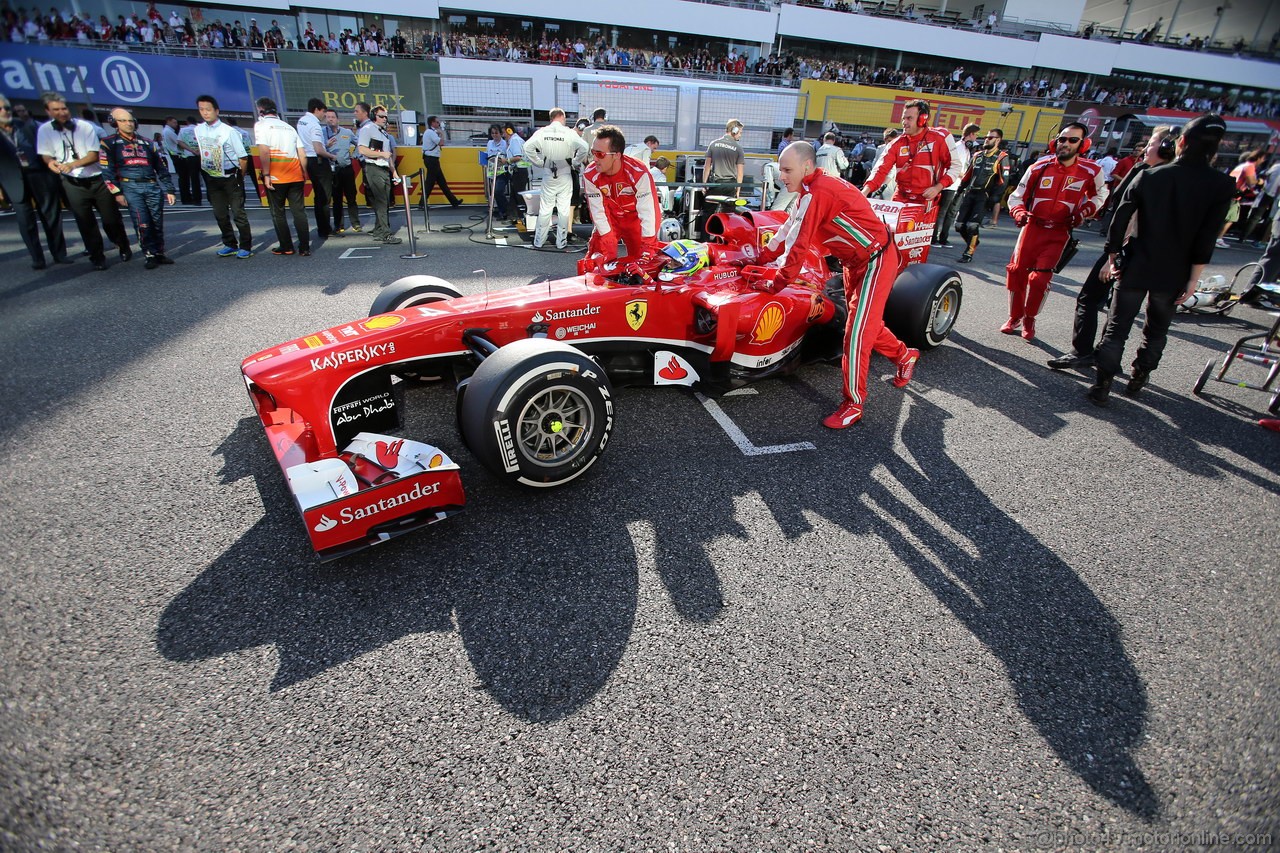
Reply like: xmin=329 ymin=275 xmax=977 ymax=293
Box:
xmin=3 ymin=2 xmax=1278 ymax=118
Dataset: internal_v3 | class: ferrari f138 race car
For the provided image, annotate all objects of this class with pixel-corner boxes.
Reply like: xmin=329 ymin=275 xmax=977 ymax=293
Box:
xmin=241 ymin=202 xmax=962 ymax=558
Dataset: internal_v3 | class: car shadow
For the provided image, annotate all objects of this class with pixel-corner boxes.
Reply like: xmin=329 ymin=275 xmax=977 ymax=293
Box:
xmin=159 ymin=362 xmax=1159 ymax=816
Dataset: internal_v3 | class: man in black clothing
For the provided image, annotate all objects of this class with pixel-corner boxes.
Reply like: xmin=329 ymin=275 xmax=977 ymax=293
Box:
xmin=1086 ymin=114 xmax=1236 ymax=406
xmin=1048 ymin=125 xmax=1176 ymax=370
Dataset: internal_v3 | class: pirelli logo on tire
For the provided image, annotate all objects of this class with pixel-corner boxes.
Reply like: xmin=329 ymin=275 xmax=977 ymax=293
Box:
xmin=494 ymin=419 xmax=519 ymax=472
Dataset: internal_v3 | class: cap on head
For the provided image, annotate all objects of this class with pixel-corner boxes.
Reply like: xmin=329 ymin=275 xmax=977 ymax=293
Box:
xmin=1181 ymin=113 xmax=1226 ymax=142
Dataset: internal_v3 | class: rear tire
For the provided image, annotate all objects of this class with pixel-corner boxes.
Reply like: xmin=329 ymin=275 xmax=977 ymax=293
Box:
xmin=458 ymin=339 xmax=614 ymax=488
xmin=883 ymin=263 xmax=963 ymax=350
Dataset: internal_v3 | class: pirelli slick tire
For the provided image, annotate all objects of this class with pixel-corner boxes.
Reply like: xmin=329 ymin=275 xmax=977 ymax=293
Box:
xmin=884 ymin=263 xmax=963 ymax=350
xmin=370 ymin=275 xmax=463 ymax=316
xmin=459 ymin=339 xmax=614 ymax=488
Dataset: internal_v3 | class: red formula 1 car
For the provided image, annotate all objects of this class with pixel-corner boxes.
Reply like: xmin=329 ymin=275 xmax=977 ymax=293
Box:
xmin=241 ymin=205 xmax=961 ymax=559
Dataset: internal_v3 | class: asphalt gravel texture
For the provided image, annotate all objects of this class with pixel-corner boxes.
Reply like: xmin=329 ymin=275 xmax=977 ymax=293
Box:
xmin=1 ymin=200 xmax=1277 ymax=852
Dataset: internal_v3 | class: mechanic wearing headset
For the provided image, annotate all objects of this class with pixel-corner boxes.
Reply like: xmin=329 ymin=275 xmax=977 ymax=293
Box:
xmin=523 ymin=107 xmax=588 ymax=251
xmin=1048 ymin=125 xmax=1176 ymax=371
xmin=861 ymin=99 xmax=952 ymax=207
xmin=1086 ymin=114 xmax=1236 ymax=406
xmin=581 ymin=125 xmax=661 ymax=265
xmin=1001 ymin=122 xmax=1107 ymax=340
xmin=758 ymin=141 xmax=919 ymax=430
xmin=99 ymin=106 xmax=176 ymax=269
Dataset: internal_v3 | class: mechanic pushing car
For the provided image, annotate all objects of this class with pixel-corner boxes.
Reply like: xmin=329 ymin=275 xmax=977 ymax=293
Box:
xmin=759 ymin=141 xmax=919 ymax=429
xmin=581 ymin=125 xmax=661 ymax=263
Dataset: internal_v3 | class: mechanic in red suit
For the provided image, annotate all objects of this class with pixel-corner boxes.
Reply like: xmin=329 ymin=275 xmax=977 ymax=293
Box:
xmin=861 ymin=98 xmax=952 ymax=206
xmin=1002 ymin=122 xmax=1107 ymax=340
xmin=760 ymin=142 xmax=919 ymax=429
xmin=581 ymin=125 xmax=660 ymax=262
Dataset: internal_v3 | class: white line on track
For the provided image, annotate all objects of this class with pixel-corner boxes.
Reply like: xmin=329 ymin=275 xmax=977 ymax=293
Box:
xmin=695 ymin=392 xmax=816 ymax=456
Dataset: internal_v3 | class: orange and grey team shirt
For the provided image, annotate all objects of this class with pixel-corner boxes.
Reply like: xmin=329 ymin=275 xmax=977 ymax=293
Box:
xmin=760 ymin=171 xmax=892 ymax=283
xmin=1009 ymin=155 xmax=1108 ymax=227
xmin=251 ymin=115 xmax=306 ymax=184
xmin=582 ymin=154 xmax=661 ymax=258
xmin=862 ymin=126 xmax=954 ymax=199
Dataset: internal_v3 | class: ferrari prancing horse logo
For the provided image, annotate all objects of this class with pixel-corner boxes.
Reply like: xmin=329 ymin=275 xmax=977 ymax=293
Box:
xmin=626 ymin=299 xmax=647 ymax=331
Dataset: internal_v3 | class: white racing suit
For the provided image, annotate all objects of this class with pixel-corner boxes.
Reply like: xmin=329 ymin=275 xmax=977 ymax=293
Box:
xmin=524 ymin=121 xmax=589 ymax=249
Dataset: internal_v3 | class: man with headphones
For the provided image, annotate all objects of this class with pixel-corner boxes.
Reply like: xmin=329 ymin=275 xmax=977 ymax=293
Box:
xmin=1048 ymin=126 xmax=1176 ymax=370
xmin=703 ymin=119 xmax=745 ymax=199
xmin=861 ymin=99 xmax=952 ymax=208
xmin=99 ymin=107 xmax=176 ymax=269
xmin=503 ymin=124 xmax=530 ymax=223
xmin=1085 ymin=114 xmax=1236 ymax=406
xmin=36 ymin=91 xmax=131 ymax=271
xmin=1001 ymin=121 xmax=1107 ymax=340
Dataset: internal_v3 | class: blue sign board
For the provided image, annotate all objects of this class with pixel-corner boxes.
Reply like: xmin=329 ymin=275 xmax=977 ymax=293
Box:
xmin=0 ymin=43 xmax=273 ymax=112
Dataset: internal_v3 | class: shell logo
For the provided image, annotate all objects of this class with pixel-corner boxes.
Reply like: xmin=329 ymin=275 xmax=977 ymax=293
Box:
xmin=428 ymin=453 xmax=444 ymax=468
xmin=751 ymin=301 xmax=785 ymax=345
xmin=363 ymin=314 xmax=404 ymax=330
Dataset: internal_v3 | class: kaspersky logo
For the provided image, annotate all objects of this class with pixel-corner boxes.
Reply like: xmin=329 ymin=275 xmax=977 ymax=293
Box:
xmin=349 ymin=59 xmax=373 ymax=88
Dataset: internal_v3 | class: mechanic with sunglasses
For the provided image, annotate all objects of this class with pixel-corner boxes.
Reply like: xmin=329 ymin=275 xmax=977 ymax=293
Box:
xmin=1001 ymin=122 xmax=1107 ymax=341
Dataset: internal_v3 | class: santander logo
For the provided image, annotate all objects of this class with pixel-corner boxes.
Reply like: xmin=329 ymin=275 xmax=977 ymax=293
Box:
xmin=313 ymin=515 xmax=338 ymax=532
xmin=376 ymin=439 xmax=404 ymax=468
xmin=658 ymin=356 xmax=688 ymax=381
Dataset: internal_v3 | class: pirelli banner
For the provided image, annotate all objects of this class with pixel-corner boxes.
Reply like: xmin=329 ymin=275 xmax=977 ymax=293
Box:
xmin=799 ymin=81 xmax=1065 ymax=148
xmin=275 ymin=53 xmax=439 ymax=117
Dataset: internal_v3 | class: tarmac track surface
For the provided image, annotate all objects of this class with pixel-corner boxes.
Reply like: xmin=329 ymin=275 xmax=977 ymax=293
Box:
xmin=0 ymin=202 xmax=1277 ymax=851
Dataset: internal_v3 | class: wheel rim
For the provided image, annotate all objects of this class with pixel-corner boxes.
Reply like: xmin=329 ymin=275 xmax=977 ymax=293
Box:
xmin=515 ymin=384 xmax=595 ymax=468
xmin=930 ymin=282 xmax=960 ymax=338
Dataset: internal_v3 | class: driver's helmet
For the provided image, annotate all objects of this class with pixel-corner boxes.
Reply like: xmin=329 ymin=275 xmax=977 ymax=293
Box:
xmin=659 ymin=217 xmax=683 ymax=243
xmin=661 ymin=239 xmax=710 ymax=275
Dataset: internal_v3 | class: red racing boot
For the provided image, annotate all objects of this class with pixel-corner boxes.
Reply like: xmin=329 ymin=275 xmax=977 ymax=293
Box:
xmin=893 ymin=348 xmax=920 ymax=388
xmin=1001 ymin=281 xmax=1025 ymax=334
xmin=1021 ymin=281 xmax=1050 ymax=341
xmin=822 ymin=401 xmax=863 ymax=429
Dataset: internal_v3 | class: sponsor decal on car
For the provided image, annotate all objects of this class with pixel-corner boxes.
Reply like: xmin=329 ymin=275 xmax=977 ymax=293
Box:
xmin=533 ymin=305 xmax=601 ymax=323
xmin=321 ymin=330 xmax=340 ymax=345
xmin=312 ymin=479 xmax=444 ymax=531
xmin=339 ymin=325 xmax=360 ymax=338
xmin=495 ymin=419 xmax=519 ymax=472
xmin=625 ymin=299 xmax=647 ymax=331
xmin=311 ymin=342 xmax=397 ymax=372
xmin=554 ymin=323 xmax=596 ymax=339
xmin=415 ymin=306 xmax=447 ymax=317
xmin=279 ymin=343 xmax=301 ymax=354
xmin=750 ymin=302 xmax=786 ymax=345
xmin=759 ymin=229 xmax=775 ymax=249
xmin=807 ymin=294 xmax=825 ymax=323
xmin=304 ymin=335 xmax=324 ymax=349
xmin=362 ymin=314 xmax=405 ymax=331
xmin=653 ymin=351 xmax=699 ymax=386
xmin=332 ymin=392 xmax=395 ymax=426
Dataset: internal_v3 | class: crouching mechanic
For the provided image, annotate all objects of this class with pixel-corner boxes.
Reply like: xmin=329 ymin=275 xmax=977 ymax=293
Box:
xmin=758 ymin=141 xmax=918 ymax=429
xmin=99 ymin=107 xmax=176 ymax=268
xmin=581 ymin=125 xmax=661 ymax=264
xmin=1002 ymin=122 xmax=1106 ymax=340
xmin=523 ymin=107 xmax=588 ymax=250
